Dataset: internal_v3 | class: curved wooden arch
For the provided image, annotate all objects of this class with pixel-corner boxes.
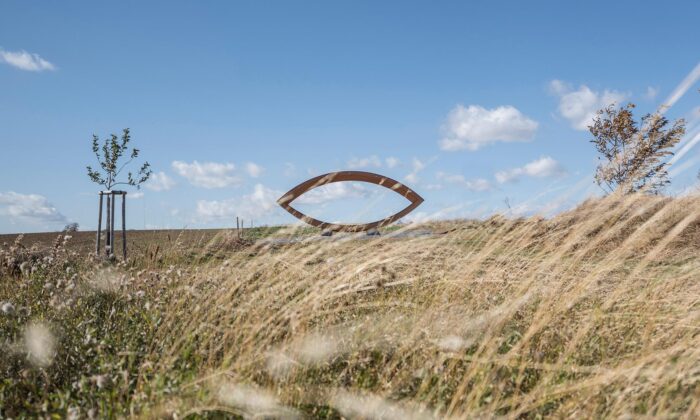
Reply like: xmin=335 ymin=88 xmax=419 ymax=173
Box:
xmin=277 ymin=171 xmax=424 ymax=232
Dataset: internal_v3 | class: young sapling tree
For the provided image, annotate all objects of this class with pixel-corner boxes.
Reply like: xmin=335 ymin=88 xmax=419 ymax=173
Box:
xmin=86 ymin=128 xmax=151 ymax=259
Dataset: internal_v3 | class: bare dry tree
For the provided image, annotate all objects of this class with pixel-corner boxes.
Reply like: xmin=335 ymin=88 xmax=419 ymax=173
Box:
xmin=589 ymin=103 xmax=685 ymax=194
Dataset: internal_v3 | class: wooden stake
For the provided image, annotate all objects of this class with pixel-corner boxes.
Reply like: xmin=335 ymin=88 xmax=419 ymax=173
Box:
xmin=121 ymin=192 xmax=127 ymax=260
xmin=96 ymin=192 xmax=103 ymax=256
xmin=110 ymin=192 xmax=116 ymax=257
xmin=105 ymin=193 xmax=111 ymax=256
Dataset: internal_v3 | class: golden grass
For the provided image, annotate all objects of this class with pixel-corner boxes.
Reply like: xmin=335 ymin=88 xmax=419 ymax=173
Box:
xmin=143 ymin=193 xmax=700 ymax=417
xmin=1 ymin=193 xmax=698 ymax=418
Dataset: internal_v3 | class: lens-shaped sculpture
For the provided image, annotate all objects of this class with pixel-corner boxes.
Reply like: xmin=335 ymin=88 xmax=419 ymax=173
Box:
xmin=277 ymin=171 xmax=424 ymax=232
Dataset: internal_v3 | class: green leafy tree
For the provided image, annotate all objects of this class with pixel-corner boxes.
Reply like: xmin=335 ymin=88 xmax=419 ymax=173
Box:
xmin=589 ymin=103 xmax=685 ymax=194
xmin=86 ymin=128 xmax=152 ymax=190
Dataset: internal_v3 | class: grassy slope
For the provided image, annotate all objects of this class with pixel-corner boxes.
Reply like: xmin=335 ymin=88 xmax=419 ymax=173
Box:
xmin=1 ymin=194 xmax=699 ymax=418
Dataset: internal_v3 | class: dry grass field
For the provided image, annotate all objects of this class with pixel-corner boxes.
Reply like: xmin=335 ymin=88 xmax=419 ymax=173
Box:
xmin=1 ymin=193 xmax=699 ymax=418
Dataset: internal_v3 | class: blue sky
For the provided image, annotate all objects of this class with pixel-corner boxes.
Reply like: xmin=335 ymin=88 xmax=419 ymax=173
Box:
xmin=1 ymin=1 xmax=699 ymax=233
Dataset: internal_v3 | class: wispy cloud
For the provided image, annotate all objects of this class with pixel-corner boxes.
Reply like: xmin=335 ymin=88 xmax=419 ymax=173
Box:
xmin=145 ymin=171 xmax=176 ymax=191
xmin=436 ymin=172 xmax=492 ymax=191
xmin=645 ymin=86 xmax=659 ymax=100
xmin=405 ymin=157 xmax=428 ymax=183
xmin=439 ymin=104 xmax=538 ymax=151
xmin=549 ymin=80 xmax=626 ymax=130
xmin=347 ymin=155 xmax=382 ymax=169
xmin=385 ymin=156 xmax=400 ymax=168
xmin=172 ymin=160 xmax=241 ymax=188
xmin=0 ymin=191 xmax=66 ymax=224
xmin=283 ymin=163 xmax=297 ymax=177
xmin=495 ymin=156 xmax=566 ymax=183
xmin=245 ymin=162 xmax=264 ymax=178
xmin=196 ymin=184 xmax=281 ymax=221
xmin=347 ymin=155 xmax=403 ymax=171
xmin=0 ymin=48 xmax=55 ymax=72
xmin=295 ymin=182 xmax=368 ymax=205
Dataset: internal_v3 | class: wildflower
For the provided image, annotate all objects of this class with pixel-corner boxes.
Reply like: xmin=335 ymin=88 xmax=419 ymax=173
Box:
xmin=67 ymin=406 xmax=80 ymax=420
xmin=19 ymin=261 xmax=30 ymax=276
xmin=90 ymin=374 xmax=110 ymax=390
xmin=24 ymin=323 xmax=55 ymax=367
xmin=436 ymin=335 xmax=472 ymax=352
xmin=217 ymin=382 xmax=299 ymax=418
xmin=330 ymin=390 xmax=433 ymax=420
xmin=1 ymin=301 xmax=15 ymax=315
xmin=294 ymin=333 xmax=339 ymax=365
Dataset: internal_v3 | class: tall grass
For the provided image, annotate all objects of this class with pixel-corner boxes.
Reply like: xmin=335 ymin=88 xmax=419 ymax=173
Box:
xmin=1 ymin=193 xmax=699 ymax=418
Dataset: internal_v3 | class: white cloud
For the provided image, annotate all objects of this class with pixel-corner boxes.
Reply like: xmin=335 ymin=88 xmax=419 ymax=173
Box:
xmin=385 ymin=157 xmax=400 ymax=168
xmin=347 ymin=155 xmax=382 ymax=169
xmin=295 ymin=182 xmax=368 ymax=205
xmin=411 ymin=157 xmax=425 ymax=173
xmin=405 ymin=173 xmax=419 ymax=183
xmin=549 ymin=80 xmax=626 ymax=130
xmin=404 ymin=157 xmax=427 ymax=184
xmin=0 ymin=48 xmax=55 ymax=72
xmin=495 ymin=156 xmax=566 ymax=183
xmin=439 ymin=104 xmax=538 ymax=151
xmin=129 ymin=191 xmax=144 ymax=199
xmin=172 ymin=160 xmax=241 ymax=188
xmin=196 ymin=184 xmax=281 ymax=222
xmin=245 ymin=162 xmax=264 ymax=178
xmin=0 ymin=191 xmax=66 ymax=224
xmin=436 ymin=172 xmax=492 ymax=191
xmin=145 ymin=171 xmax=176 ymax=191
xmin=347 ymin=155 xmax=404 ymax=170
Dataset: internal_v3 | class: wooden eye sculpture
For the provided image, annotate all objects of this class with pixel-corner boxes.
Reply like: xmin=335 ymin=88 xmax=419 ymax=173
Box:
xmin=277 ymin=171 xmax=424 ymax=232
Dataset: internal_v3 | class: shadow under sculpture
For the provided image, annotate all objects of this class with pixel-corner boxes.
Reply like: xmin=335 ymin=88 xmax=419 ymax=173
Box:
xmin=277 ymin=171 xmax=424 ymax=233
